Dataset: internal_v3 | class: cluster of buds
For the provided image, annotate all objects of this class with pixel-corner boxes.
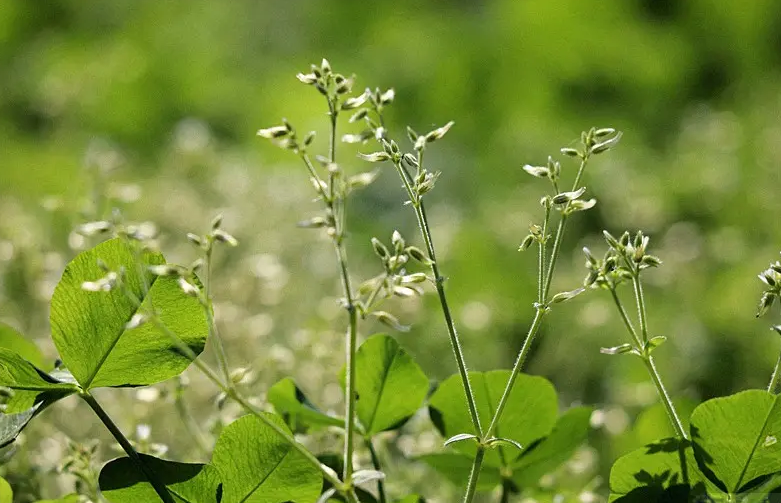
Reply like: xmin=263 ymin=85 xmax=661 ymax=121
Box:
xmin=584 ymin=230 xmax=662 ymax=289
xmin=356 ymin=231 xmax=433 ymax=332
xmin=756 ymin=253 xmax=781 ymax=318
xmin=522 ymin=166 xmax=596 ymax=218
xmin=256 ymin=118 xmax=315 ymax=154
xmin=186 ymin=214 xmax=238 ymax=253
xmin=560 ymin=127 xmax=622 ymax=160
xmin=295 ymin=58 xmax=355 ymax=99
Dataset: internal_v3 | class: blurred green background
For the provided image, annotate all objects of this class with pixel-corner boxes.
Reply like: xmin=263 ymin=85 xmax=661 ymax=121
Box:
xmin=2 ymin=1 xmax=781 ymax=501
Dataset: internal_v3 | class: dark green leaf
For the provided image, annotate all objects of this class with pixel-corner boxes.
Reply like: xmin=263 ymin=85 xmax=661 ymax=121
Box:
xmin=50 ymin=238 xmax=208 ymax=390
xmin=608 ymin=437 xmax=717 ymax=502
xmin=0 ymin=322 xmax=44 ymax=369
xmin=267 ymin=377 xmax=343 ymax=430
xmin=0 ymin=348 xmax=78 ymax=413
xmin=0 ymin=394 xmax=62 ymax=448
xmin=428 ymin=370 xmax=557 ymax=466
xmin=690 ymin=390 xmax=781 ymax=493
xmin=417 ymin=453 xmax=501 ymax=492
xmin=512 ymin=406 xmax=593 ymax=487
xmin=99 ymin=454 xmax=221 ymax=503
xmin=340 ymin=334 xmax=428 ymax=435
xmin=211 ymin=413 xmax=322 ymax=503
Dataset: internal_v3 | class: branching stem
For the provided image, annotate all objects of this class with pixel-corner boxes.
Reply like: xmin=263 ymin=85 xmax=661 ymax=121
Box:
xmin=81 ymin=392 xmax=175 ymax=503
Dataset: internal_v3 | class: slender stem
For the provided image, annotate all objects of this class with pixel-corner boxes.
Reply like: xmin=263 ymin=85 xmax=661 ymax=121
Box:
xmin=393 ymin=157 xmax=483 ymax=438
xmin=204 ymin=246 xmax=233 ymax=389
xmin=611 ymin=281 xmax=686 ymax=439
xmin=462 ymin=447 xmax=485 ymax=503
xmin=768 ymin=347 xmax=781 ymax=394
xmin=173 ymin=378 xmax=210 ymax=455
xmin=500 ymin=479 xmax=512 ymax=503
xmin=537 ymin=206 xmax=551 ymax=305
xmin=365 ymin=438 xmax=387 ymax=503
xmin=418 ymin=202 xmax=483 ymax=437
xmin=337 ymin=242 xmax=359 ymax=481
xmin=632 ymin=274 xmax=650 ymax=345
xmin=326 ymin=98 xmax=359 ymax=483
xmin=609 ymin=287 xmax=643 ymax=348
xmin=484 ymin=308 xmax=546 ymax=439
xmin=146 ymin=315 xmax=344 ymax=488
xmin=81 ymin=393 xmax=174 ymax=503
xmin=643 ymin=356 xmax=688 ymax=440
xmin=542 ymin=217 xmax=568 ymax=300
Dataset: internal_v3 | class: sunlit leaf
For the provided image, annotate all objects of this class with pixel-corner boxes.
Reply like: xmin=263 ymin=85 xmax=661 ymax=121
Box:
xmin=211 ymin=413 xmax=322 ymax=503
xmin=50 ymin=238 xmax=208 ymax=389
xmin=690 ymin=390 xmax=781 ymax=493
xmin=340 ymin=334 xmax=428 ymax=435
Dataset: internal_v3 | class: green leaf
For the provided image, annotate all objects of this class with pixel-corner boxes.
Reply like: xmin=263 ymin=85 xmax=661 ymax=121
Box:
xmin=511 ymin=406 xmax=593 ymax=488
xmin=99 ymin=454 xmax=221 ymax=503
xmin=690 ymin=389 xmax=781 ymax=493
xmin=0 ymin=348 xmax=78 ymax=413
xmin=267 ymin=377 xmax=343 ymax=430
xmin=608 ymin=437 xmax=716 ymax=502
xmin=35 ymin=495 xmax=82 ymax=503
xmin=211 ymin=413 xmax=322 ymax=503
xmin=428 ymin=370 xmax=557 ymax=466
xmin=417 ymin=453 xmax=502 ymax=492
xmin=340 ymin=334 xmax=428 ymax=435
xmin=0 ymin=322 xmax=44 ymax=369
xmin=50 ymin=238 xmax=208 ymax=390
xmin=0 ymin=477 xmax=11 ymax=503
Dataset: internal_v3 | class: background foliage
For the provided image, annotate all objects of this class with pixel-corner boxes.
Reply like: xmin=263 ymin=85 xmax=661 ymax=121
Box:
xmin=2 ymin=1 xmax=781 ymax=500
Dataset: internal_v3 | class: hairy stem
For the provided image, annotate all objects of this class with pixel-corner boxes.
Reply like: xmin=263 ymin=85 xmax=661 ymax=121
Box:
xmin=393 ymin=155 xmax=483 ymax=438
xmin=610 ymin=282 xmax=686 ymax=439
xmin=365 ymin=438 xmax=387 ymax=503
xmin=484 ymin=307 xmax=546 ymax=439
xmin=204 ymin=246 xmax=233 ymax=390
xmin=462 ymin=447 xmax=485 ymax=503
xmin=643 ymin=355 xmax=688 ymax=439
xmin=632 ymin=274 xmax=650 ymax=345
xmin=81 ymin=392 xmax=174 ymax=503
xmin=768 ymin=347 xmax=781 ymax=394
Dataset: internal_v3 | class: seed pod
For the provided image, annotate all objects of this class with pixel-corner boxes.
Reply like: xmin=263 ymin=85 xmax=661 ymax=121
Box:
xmin=296 ymin=73 xmax=318 ymax=85
xmin=560 ymin=147 xmax=581 ymax=158
xmin=522 ymin=165 xmax=549 ymax=178
xmin=550 ymin=287 xmax=585 ymax=304
xmin=424 ymin=121 xmax=454 ymax=143
xmin=406 ymin=246 xmax=434 ymax=265
xmin=358 ymin=152 xmax=391 ymax=163
xmin=600 ymin=343 xmax=634 ymax=355
xmin=519 ymin=234 xmax=535 ymax=251
xmin=371 ymin=237 xmax=389 ymax=260
xmin=552 ymin=187 xmax=586 ymax=204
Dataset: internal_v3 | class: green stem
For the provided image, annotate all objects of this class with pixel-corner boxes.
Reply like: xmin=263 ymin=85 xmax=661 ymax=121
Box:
xmin=81 ymin=392 xmax=175 ymax=503
xmin=146 ymin=315 xmax=344 ymax=489
xmin=484 ymin=307 xmax=546 ymax=439
xmin=609 ymin=284 xmax=686 ymax=439
xmin=365 ymin=438 xmax=387 ymax=503
xmin=643 ymin=355 xmax=688 ymax=440
xmin=337 ymin=241 xmax=359 ymax=481
xmin=204 ymin=246 xmax=233 ymax=389
xmin=419 ymin=201 xmax=483 ymax=437
xmin=500 ymin=479 xmax=512 ymax=503
xmin=768 ymin=346 xmax=781 ymax=394
xmin=173 ymin=378 xmax=210 ymax=455
xmin=632 ymin=274 xmax=650 ymax=345
xmin=462 ymin=447 xmax=485 ymax=503
xmin=609 ymin=287 xmax=643 ymax=348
